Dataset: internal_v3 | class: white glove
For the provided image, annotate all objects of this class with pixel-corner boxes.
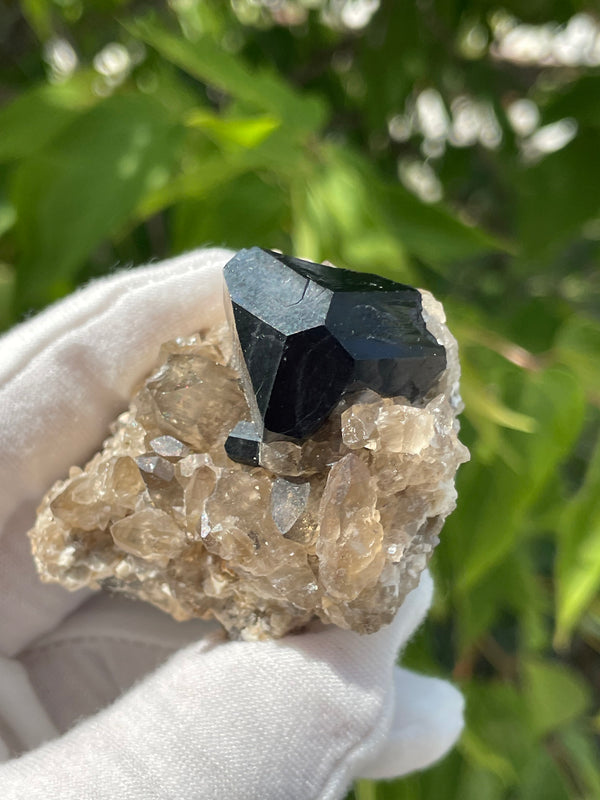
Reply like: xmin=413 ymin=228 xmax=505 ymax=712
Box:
xmin=0 ymin=248 xmax=464 ymax=799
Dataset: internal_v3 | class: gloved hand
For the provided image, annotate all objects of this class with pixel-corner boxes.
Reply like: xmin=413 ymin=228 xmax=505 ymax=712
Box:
xmin=0 ymin=248 xmax=464 ymax=799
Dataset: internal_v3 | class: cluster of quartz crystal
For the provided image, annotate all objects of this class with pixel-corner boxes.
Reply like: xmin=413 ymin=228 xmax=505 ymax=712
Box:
xmin=29 ymin=290 xmax=468 ymax=640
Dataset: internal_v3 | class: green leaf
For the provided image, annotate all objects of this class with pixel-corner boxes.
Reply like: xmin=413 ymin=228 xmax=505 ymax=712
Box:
xmin=0 ymin=263 xmax=15 ymax=331
xmin=353 ymin=780 xmax=378 ymax=800
xmin=185 ymin=110 xmax=280 ymax=149
xmin=12 ymin=93 xmax=181 ymax=310
xmin=557 ymin=725 xmax=600 ymax=798
xmin=290 ymin=148 xmax=414 ymax=283
xmin=555 ymin=313 xmax=600 ymax=404
xmin=460 ymin=678 xmax=576 ymax=799
xmin=138 ymin=118 xmax=307 ymax=221
xmin=447 ymin=367 xmax=585 ymax=593
xmin=460 ymin=728 xmax=519 ymax=785
xmin=20 ymin=0 xmax=54 ymax=40
xmin=543 ymin=76 xmax=600 ymax=130
xmin=453 ymin=765 xmax=505 ymax=800
xmin=523 ymin=658 xmax=591 ymax=736
xmin=517 ymin=132 xmax=600 ymax=257
xmin=127 ymin=17 xmax=327 ymax=134
xmin=446 ymin=550 xmax=548 ymax=653
xmin=375 ymin=180 xmax=511 ymax=267
xmin=171 ymin=171 xmax=288 ymax=255
xmin=291 ymin=146 xmax=504 ymax=284
xmin=461 ymin=682 xmax=530 ymax=781
xmin=0 ymin=200 xmax=16 ymax=239
xmin=461 ymin=361 xmax=537 ymax=434
xmin=348 ymin=149 xmax=508 ymax=268
xmin=136 ymin=151 xmax=250 ymax=219
xmin=516 ymin=747 xmax=571 ymax=800
xmin=555 ymin=432 xmax=600 ymax=647
xmin=0 ymin=76 xmax=96 ymax=163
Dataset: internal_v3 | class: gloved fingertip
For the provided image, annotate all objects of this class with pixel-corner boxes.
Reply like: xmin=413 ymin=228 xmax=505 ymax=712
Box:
xmin=359 ymin=668 xmax=464 ymax=779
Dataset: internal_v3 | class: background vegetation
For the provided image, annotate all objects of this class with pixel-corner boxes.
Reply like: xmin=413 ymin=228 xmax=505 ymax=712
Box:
xmin=1 ymin=0 xmax=599 ymax=797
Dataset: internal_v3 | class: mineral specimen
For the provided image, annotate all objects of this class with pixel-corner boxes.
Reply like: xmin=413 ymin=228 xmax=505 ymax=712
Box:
xmin=224 ymin=248 xmax=447 ymax=457
xmin=29 ymin=253 xmax=469 ymax=640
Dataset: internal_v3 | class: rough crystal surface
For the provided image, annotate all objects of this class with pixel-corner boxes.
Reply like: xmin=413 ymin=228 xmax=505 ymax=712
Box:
xmin=29 ymin=275 xmax=468 ymax=640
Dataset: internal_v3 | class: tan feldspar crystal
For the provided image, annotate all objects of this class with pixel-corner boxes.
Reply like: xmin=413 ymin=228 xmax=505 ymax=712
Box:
xmin=29 ymin=290 xmax=469 ymax=640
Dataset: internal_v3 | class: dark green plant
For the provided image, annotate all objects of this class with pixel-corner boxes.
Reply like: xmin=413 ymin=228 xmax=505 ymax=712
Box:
xmin=1 ymin=1 xmax=599 ymax=797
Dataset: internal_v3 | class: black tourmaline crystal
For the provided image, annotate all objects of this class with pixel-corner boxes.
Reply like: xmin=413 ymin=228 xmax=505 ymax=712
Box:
xmin=223 ymin=247 xmax=446 ymax=464
xmin=224 ymin=420 xmax=261 ymax=466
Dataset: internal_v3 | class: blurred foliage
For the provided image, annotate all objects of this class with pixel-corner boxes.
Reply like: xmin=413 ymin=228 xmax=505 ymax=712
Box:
xmin=1 ymin=0 xmax=599 ymax=797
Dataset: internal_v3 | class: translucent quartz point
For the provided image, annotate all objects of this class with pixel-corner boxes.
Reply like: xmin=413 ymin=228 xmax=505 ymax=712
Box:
xmin=29 ymin=268 xmax=469 ymax=640
xmin=270 ymin=478 xmax=311 ymax=534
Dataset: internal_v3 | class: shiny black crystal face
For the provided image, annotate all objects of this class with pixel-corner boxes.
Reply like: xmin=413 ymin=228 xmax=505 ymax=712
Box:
xmin=223 ymin=247 xmax=446 ymax=459
xmin=224 ymin=420 xmax=261 ymax=466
